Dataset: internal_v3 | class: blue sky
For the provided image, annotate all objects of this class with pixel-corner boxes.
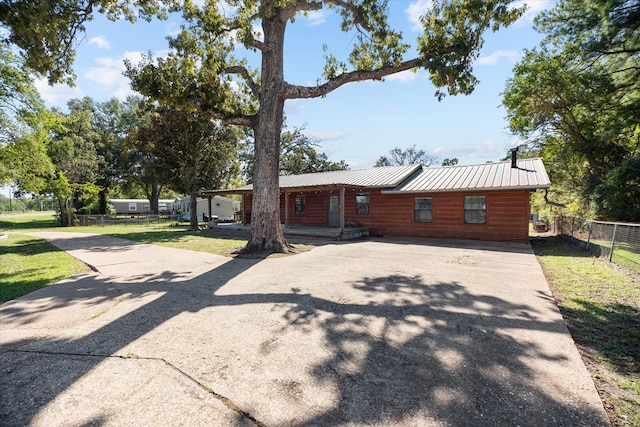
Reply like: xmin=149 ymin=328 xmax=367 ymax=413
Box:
xmin=34 ymin=0 xmax=553 ymax=170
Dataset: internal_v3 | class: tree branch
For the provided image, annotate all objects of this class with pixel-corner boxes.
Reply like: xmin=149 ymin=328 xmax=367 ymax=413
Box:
xmin=248 ymin=39 xmax=268 ymax=51
xmin=284 ymin=57 xmax=430 ymax=99
xmin=595 ymin=47 xmax=640 ymax=55
xmin=323 ymin=0 xmax=371 ymax=32
xmin=280 ymin=0 xmax=323 ymax=22
xmin=224 ymin=65 xmax=260 ymax=97
xmin=186 ymin=101 xmax=258 ymax=128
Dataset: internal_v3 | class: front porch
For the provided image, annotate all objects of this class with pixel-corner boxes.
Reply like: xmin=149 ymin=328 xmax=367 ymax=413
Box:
xmin=210 ymin=222 xmax=369 ymax=241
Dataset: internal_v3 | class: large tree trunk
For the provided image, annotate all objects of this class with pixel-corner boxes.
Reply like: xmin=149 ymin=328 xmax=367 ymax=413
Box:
xmin=149 ymin=177 xmax=161 ymax=214
xmin=98 ymin=189 xmax=108 ymax=214
xmin=143 ymin=176 xmax=162 ymax=214
xmin=241 ymin=12 xmax=294 ymax=254
xmin=188 ymin=190 xmax=200 ymax=231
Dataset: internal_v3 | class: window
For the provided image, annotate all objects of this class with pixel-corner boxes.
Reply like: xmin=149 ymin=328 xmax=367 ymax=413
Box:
xmin=295 ymin=195 xmax=306 ymax=214
xmin=355 ymin=193 xmax=370 ymax=215
xmin=414 ymin=197 xmax=433 ymax=223
xmin=128 ymin=202 xmax=137 ymax=212
xmin=464 ymin=196 xmax=486 ymax=224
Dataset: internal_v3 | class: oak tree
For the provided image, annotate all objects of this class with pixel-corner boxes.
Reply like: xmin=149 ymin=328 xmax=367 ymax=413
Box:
xmin=2 ymin=0 xmax=525 ymax=252
xmin=130 ymin=105 xmax=240 ymax=230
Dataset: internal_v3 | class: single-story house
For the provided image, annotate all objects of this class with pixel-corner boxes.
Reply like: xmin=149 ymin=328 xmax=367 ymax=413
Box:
xmin=202 ymin=157 xmax=550 ymax=243
xmin=109 ymin=199 xmax=175 ymax=215
xmin=174 ymin=195 xmax=241 ymax=222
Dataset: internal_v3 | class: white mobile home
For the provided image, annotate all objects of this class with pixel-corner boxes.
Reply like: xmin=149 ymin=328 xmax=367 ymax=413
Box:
xmin=174 ymin=195 xmax=240 ymax=222
xmin=109 ymin=199 xmax=175 ymax=215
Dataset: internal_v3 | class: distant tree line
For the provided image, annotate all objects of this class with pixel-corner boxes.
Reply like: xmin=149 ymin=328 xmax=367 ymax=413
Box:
xmin=0 ymin=58 xmax=346 ymax=228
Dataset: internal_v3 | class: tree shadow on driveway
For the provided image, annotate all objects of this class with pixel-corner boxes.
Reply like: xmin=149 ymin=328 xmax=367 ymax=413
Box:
xmin=0 ymin=238 xmax=610 ymax=426
xmin=278 ymin=274 xmax=609 ymax=426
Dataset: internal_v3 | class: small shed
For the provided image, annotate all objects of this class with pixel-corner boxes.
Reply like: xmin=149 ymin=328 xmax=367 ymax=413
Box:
xmin=203 ymin=158 xmax=550 ymax=243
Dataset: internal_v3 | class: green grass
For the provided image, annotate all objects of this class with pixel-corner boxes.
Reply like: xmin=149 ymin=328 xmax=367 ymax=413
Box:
xmin=611 ymin=242 xmax=640 ymax=274
xmin=0 ymin=234 xmax=88 ymax=304
xmin=0 ymin=214 xmax=314 ymax=302
xmin=532 ymin=236 xmax=640 ymax=426
xmin=574 ymin=237 xmax=640 ymax=274
xmin=0 ymin=213 xmax=60 ymax=230
xmin=0 ymin=214 xmax=252 ymax=257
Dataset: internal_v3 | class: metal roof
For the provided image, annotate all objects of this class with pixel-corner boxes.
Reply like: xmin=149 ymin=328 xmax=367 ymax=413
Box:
xmin=235 ymin=164 xmax=422 ymax=191
xmin=383 ymin=158 xmax=550 ymax=194
xmin=203 ymin=159 xmax=550 ymax=195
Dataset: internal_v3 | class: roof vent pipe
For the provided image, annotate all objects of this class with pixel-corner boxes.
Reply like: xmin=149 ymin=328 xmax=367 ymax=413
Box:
xmin=510 ymin=147 xmax=518 ymax=168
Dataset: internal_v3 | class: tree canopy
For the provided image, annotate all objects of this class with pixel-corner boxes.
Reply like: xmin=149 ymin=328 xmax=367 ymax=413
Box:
xmin=130 ymin=104 xmax=240 ymax=230
xmin=502 ymin=0 xmax=640 ymax=220
xmin=3 ymin=0 xmax=525 ymax=252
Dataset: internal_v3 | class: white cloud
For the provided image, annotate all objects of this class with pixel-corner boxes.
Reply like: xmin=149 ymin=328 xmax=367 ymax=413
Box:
xmin=387 ymin=69 xmax=421 ymax=82
xmin=89 ymin=35 xmax=110 ymax=50
xmin=405 ymin=0 xmax=433 ymax=32
xmin=34 ymin=77 xmax=84 ymax=106
xmin=122 ymin=51 xmax=145 ymax=64
xmin=306 ymin=130 xmax=347 ymax=141
xmin=433 ymin=139 xmax=511 ymax=163
xmin=83 ymin=51 xmax=147 ymax=100
xmin=85 ymin=66 xmax=123 ymax=86
xmin=477 ymin=50 xmax=519 ymax=66
xmin=112 ymin=86 xmax=135 ymax=100
xmin=511 ymin=0 xmax=553 ymax=23
xmin=303 ymin=9 xmax=327 ymax=27
xmin=166 ymin=22 xmax=181 ymax=37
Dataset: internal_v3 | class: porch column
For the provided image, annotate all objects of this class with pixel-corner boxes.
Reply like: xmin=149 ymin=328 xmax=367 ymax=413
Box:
xmin=242 ymin=194 xmax=247 ymax=225
xmin=284 ymin=191 xmax=289 ymax=229
xmin=339 ymin=187 xmax=345 ymax=231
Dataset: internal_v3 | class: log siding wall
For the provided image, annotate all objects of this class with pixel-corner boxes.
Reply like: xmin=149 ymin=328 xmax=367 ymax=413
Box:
xmin=242 ymin=187 xmax=531 ymax=242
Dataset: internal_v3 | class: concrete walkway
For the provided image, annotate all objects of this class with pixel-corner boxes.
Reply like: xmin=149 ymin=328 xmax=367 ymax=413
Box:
xmin=1 ymin=232 xmax=609 ymax=426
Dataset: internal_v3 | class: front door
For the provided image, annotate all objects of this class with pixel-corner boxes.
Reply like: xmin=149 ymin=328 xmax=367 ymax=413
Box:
xmin=328 ymin=195 xmax=340 ymax=227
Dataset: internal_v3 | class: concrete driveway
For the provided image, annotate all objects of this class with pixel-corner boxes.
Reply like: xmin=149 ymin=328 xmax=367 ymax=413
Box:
xmin=1 ymin=232 xmax=609 ymax=426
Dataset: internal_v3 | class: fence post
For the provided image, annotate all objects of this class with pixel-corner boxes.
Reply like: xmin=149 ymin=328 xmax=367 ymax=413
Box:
xmin=586 ymin=221 xmax=592 ymax=251
xmin=609 ymin=224 xmax=618 ymax=263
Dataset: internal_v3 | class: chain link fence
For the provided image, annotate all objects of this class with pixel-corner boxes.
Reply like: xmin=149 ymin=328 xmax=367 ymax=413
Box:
xmin=554 ymin=216 xmax=640 ymax=273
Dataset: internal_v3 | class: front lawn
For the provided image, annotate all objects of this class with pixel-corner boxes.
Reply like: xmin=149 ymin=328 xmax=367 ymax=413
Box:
xmin=0 ymin=234 xmax=88 ymax=304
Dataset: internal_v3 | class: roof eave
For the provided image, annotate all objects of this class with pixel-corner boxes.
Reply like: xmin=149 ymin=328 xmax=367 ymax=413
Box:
xmin=381 ymin=184 xmax=551 ymax=194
